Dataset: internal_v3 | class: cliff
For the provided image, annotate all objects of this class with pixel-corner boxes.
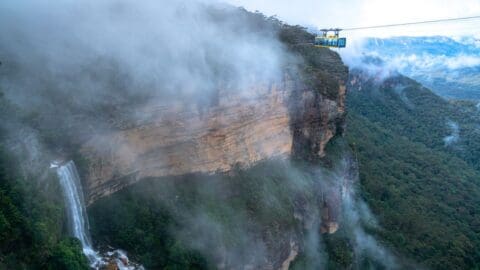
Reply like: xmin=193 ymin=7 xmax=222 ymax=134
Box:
xmin=83 ymin=44 xmax=349 ymax=269
xmin=80 ymin=46 xmax=348 ymax=206
xmin=82 ymin=83 xmax=293 ymax=204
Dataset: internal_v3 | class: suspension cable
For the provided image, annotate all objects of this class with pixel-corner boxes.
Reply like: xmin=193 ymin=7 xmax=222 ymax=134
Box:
xmin=341 ymin=15 xmax=480 ymax=31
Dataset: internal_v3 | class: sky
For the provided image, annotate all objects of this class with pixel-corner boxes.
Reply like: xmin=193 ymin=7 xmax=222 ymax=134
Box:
xmin=224 ymin=0 xmax=480 ymax=38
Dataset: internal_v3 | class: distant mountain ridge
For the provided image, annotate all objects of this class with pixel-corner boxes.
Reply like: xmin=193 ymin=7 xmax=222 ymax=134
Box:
xmin=361 ymin=36 xmax=480 ymax=100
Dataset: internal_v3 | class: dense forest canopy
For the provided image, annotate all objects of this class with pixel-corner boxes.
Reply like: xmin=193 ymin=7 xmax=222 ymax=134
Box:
xmin=346 ymin=70 xmax=480 ymax=269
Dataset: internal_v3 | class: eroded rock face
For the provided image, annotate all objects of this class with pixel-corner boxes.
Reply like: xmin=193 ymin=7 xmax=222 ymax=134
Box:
xmin=81 ymin=48 xmax=348 ymax=207
xmin=82 ymin=82 xmax=293 ymax=204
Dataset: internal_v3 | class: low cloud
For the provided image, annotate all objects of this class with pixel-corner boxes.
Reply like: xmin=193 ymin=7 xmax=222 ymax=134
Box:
xmin=388 ymin=53 xmax=480 ymax=71
xmin=314 ymin=155 xmax=399 ymax=269
xmin=343 ymin=51 xmax=480 ymax=80
xmin=392 ymin=85 xmax=414 ymax=109
xmin=339 ymin=36 xmax=480 ymax=91
xmin=341 ymin=52 xmax=399 ymax=82
xmin=339 ymin=158 xmax=398 ymax=269
xmin=0 ymin=0 xmax=293 ymax=171
xmin=443 ymin=120 xmax=460 ymax=146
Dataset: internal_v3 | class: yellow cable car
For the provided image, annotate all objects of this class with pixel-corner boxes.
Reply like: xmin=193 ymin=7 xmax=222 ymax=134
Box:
xmin=314 ymin=28 xmax=346 ymax=48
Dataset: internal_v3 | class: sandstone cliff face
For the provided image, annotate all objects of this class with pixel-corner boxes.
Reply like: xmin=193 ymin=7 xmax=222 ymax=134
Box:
xmin=82 ymin=83 xmax=293 ymax=204
xmin=81 ymin=47 xmax=348 ymax=206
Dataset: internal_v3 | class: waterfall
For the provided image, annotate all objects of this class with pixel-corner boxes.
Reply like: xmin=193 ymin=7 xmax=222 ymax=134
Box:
xmin=55 ymin=161 xmax=143 ymax=270
xmin=56 ymin=161 xmax=100 ymax=266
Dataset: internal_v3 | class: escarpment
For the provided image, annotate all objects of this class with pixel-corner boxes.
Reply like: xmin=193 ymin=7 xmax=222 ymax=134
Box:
xmin=81 ymin=47 xmax=348 ymax=205
xmin=82 ymin=83 xmax=293 ymax=204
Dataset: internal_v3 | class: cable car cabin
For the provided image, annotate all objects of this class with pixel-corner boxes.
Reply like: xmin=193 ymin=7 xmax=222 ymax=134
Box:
xmin=314 ymin=28 xmax=346 ymax=48
xmin=315 ymin=36 xmax=346 ymax=48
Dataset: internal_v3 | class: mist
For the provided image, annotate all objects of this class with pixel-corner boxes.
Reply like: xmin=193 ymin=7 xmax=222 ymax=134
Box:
xmin=86 ymin=148 xmax=406 ymax=268
xmin=0 ymin=0 xmax=295 ymax=172
xmin=0 ymin=2 xmax=296 ymax=265
xmin=315 ymin=155 xmax=400 ymax=269
xmin=0 ymin=1 xmax=411 ymax=268
xmin=392 ymin=85 xmax=414 ymax=109
xmin=1 ymin=0 xmax=286 ymax=104
xmin=443 ymin=120 xmax=460 ymax=146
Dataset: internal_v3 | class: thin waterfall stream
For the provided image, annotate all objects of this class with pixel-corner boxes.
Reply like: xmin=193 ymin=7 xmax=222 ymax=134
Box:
xmin=54 ymin=161 xmax=143 ymax=270
xmin=56 ymin=161 xmax=101 ymax=267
